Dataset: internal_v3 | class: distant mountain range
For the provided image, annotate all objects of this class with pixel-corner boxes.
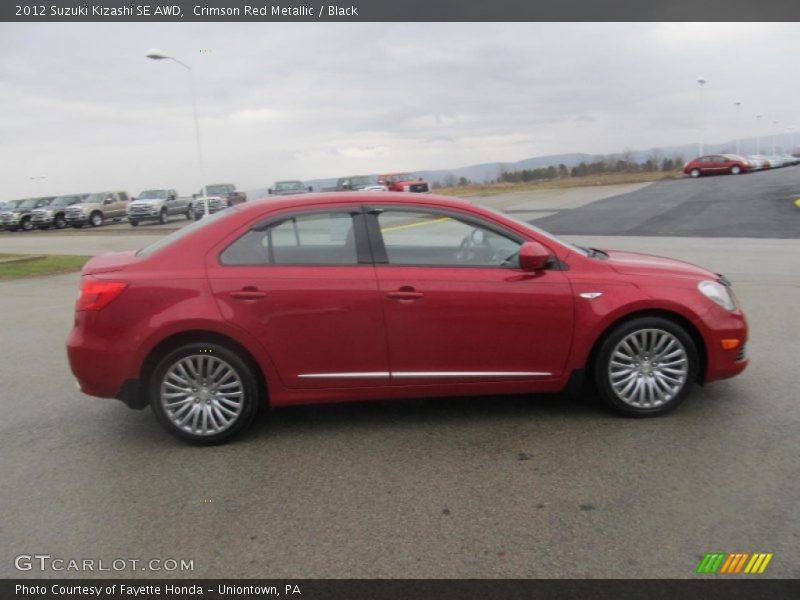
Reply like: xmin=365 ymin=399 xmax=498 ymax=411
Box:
xmin=246 ymin=135 xmax=793 ymax=198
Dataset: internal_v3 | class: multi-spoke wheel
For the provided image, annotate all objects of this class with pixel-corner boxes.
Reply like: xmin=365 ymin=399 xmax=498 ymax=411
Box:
xmin=150 ymin=343 xmax=260 ymax=443
xmin=595 ymin=317 xmax=698 ymax=416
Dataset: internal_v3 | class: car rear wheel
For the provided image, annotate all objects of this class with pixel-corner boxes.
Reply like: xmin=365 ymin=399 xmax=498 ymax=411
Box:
xmin=129 ymin=219 xmax=139 ymax=227
xmin=150 ymin=343 xmax=260 ymax=444
xmin=158 ymin=208 xmax=168 ymax=224
xmin=689 ymin=168 xmax=701 ymax=178
xmin=90 ymin=212 xmax=103 ymax=227
xmin=594 ymin=317 xmax=698 ymax=416
xmin=20 ymin=217 xmax=33 ymax=232
xmin=731 ymin=165 xmax=742 ymax=175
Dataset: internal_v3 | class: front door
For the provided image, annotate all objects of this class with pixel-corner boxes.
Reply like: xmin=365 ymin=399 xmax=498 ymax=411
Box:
xmin=368 ymin=207 xmax=574 ymax=384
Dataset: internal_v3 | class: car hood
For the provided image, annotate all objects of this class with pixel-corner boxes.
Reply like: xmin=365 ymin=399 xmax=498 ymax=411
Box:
xmin=604 ymin=249 xmax=715 ymax=280
xmin=82 ymin=250 xmax=139 ymax=275
xmin=129 ymin=200 xmax=160 ymax=207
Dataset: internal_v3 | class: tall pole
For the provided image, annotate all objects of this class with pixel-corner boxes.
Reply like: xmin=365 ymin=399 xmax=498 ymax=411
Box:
xmin=146 ymin=49 xmax=208 ymax=217
xmin=772 ymin=120 xmax=778 ymax=155
xmin=734 ymin=101 xmax=741 ymax=155
xmin=755 ymin=114 xmax=762 ymax=154
xmin=697 ymin=78 xmax=707 ymax=156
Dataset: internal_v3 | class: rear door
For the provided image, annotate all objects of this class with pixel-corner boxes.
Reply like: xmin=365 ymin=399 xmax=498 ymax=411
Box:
xmin=206 ymin=205 xmax=390 ymax=390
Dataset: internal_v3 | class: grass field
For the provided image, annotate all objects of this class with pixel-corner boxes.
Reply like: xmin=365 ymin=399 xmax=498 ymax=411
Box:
xmin=435 ymin=170 xmax=681 ymax=197
xmin=0 ymin=253 xmax=90 ymax=279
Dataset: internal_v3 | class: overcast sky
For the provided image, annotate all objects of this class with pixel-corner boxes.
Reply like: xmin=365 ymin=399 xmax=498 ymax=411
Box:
xmin=2 ymin=22 xmax=799 ymax=198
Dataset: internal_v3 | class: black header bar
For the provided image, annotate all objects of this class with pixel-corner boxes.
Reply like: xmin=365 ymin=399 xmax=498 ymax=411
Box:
xmin=3 ymin=0 xmax=800 ymax=22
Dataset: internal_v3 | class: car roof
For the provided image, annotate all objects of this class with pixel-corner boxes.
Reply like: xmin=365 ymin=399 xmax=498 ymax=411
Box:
xmin=237 ymin=192 xmax=472 ymax=215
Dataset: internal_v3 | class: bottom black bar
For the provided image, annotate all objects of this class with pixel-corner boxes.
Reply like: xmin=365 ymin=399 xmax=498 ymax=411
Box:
xmin=3 ymin=579 xmax=800 ymax=600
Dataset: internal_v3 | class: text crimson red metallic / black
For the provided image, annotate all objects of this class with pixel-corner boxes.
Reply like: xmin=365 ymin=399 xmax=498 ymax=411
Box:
xmin=67 ymin=193 xmax=748 ymax=443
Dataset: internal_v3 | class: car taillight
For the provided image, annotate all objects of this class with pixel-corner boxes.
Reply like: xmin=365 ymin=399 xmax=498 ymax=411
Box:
xmin=76 ymin=278 xmax=128 ymax=311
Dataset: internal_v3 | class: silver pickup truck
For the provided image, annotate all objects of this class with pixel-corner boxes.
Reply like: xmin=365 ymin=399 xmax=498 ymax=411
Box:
xmin=127 ymin=189 xmax=193 ymax=226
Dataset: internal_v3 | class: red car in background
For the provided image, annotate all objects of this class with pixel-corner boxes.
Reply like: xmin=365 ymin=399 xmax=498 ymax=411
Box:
xmin=684 ymin=154 xmax=751 ymax=177
xmin=67 ymin=193 xmax=748 ymax=443
xmin=378 ymin=172 xmax=430 ymax=193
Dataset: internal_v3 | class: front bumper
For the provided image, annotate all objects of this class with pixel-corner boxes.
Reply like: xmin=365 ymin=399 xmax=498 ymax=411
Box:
xmin=699 ymin=307 xmax=749 ymax=383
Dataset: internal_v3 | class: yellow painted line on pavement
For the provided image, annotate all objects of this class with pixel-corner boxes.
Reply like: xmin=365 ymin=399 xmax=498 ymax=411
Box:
xmin=381 ymin=216 xmax=451 ymax=233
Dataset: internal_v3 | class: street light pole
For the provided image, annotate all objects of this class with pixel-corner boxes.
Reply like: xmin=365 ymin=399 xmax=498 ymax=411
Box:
xmin=755 ymin=114 xmax=763 ymax=154
xmin=145 ymin=48 xmax=208 ymax=218
xmin=772 ymin=119 xmax=778 ymax=155
xmin=697 ymin=77 xmax=707 ymax=156
xmin=734 ymin=101 xmax=741 ymax=155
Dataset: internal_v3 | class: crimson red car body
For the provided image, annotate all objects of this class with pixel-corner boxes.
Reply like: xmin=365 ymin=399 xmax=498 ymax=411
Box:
xmin=67 ymin=193 xmax=748 ymax=442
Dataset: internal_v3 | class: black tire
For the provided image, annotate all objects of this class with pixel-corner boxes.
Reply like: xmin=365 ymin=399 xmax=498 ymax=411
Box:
xmin=193 ymin=213 xmax=202 ymax=221
xmin=8 ymin=227 xmax=18 ymax=232
xmin=90 ymin=212 xmax=103 ymax=227
xmin=38 ymin=225 xmax=50 ymax=231
xmin=149 ymin=342 xmax=260 ymax=444
xmin=130 ymin=219 xmax=139 ymax=227
xmin=731 ymin=165 xmax=742 ymax=175
xmin=20 ymin=217 xmax=33 ymax=232
xmin=71 ymin=223 xmax=83 ymax=229
xmin=158 ymin=208 xmax=168 ymax=224
xmin=186 ymin=205 xmax=195 ymax=220
xmin=54 ymin=214 xmax=66 ymax=229
xmin=689 ymin=168 xmax=701 ymax=178
xmin=593 ymin=316 xmax=698 ymax=417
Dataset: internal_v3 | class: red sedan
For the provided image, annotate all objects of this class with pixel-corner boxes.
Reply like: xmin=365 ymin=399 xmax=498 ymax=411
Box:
xmin=67 ymin=194 xmax=748 ymax=443
xmin=684 ymin=154 xmax=751 ymax=177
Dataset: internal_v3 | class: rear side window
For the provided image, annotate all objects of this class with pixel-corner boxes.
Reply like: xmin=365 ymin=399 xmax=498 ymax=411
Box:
xmin=137 ymin=209 xmax=233 ymax=257
xmin=221 ymin=212 xmax=358 ymax=266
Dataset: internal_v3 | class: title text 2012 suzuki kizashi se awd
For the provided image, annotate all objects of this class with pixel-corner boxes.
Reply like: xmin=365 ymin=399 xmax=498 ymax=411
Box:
xmin=67 ymin=193 xmax=748 ymax=443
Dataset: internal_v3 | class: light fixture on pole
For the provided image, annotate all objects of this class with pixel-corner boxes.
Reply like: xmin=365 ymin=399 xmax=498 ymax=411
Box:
xmin=755 ymin=114 xmax=763 ymax=154
xmin=734 ymin=101 xmax=742 ymax=155
xmin=145 ymin=48 xmax=208 ymax=218
xmin=697 ymin=77 xmax=707 ymax=156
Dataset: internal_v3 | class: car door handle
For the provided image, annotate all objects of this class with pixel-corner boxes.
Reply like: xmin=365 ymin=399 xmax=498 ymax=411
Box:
xmin=387 ymin=287 xmax=424 ymax=301
xmin=229 ymin=288 xmax=267 ymax=300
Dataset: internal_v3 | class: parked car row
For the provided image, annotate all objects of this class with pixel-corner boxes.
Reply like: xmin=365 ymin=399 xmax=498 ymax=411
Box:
xmin=0 ymin=183 xmax=250 ymax=231
xmin=683 ymin=153 xmax=800 ymax=177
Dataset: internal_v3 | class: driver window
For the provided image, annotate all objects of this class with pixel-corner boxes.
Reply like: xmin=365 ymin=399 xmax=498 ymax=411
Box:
xmin=377 ymin=210 xmax=521 ymax=267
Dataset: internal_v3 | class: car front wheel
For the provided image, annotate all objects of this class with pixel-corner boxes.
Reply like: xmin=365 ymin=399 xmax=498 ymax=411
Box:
xmin=594 ymin=317 xmax=698 ymax=416
xmin=150 ymin=343 xmax=260 ymax=444
xmin=689 ymin=168 xmax=701 ymax=178
xmin=158 ymin=209 xmax=168 ymax=224
xmin=90 ymin=212 xmax=103 ymax=227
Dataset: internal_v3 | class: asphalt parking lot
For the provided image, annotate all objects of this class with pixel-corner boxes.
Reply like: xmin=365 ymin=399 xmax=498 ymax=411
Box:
xmin=1 ymin=176 xmax=799 ymax=579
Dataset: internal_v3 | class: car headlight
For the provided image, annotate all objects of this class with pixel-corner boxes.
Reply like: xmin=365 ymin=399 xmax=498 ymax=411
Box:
xmin=698 ymin=280 xmax=736 ymax=311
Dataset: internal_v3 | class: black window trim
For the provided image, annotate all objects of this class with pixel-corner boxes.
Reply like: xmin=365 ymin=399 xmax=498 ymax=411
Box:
xmin=219 ymin=205 xmax=372 ymax=267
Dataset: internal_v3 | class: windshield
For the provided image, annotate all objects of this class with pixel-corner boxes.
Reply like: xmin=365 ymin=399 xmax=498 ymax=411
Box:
xmin=138 ymin=190 xmax=168 ymax=200
xmin=52 ymin=195 xmax=83 ymax=207
xmin=481 ymin=205 xmax=589 ymax=256
xmin=383 ymin=173 xmax=413 ymax=182
xmin=2 ymin=200 xmax=24 ymax=210
xmin=205 ymin=185 xmax=233 ymax=195
xmin=137 ymin=208 xmax=233 ymax=257
xmin=84 ymin=193 xmax=112 ymax=203
xmin=275 ymin=181 xmax=304 ymax=191
xmin=19 ymin=198 xmax=42 ymax=209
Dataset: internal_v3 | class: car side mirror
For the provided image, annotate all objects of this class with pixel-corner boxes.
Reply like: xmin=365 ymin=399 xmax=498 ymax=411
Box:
xmin=104 ymin=198 xmax=114 ymax=205
xmin=168 ymin=194 xmax=175 ymax=201
xmin=268 ymin=189 xmax=273 ymax=194
xmin=131 ymin=197 xmax=137 ymax=201
xmin=518 ymin=241 xmax=551 ymax=271
xmin=308 ymin=186 xmax=313 ymax=192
